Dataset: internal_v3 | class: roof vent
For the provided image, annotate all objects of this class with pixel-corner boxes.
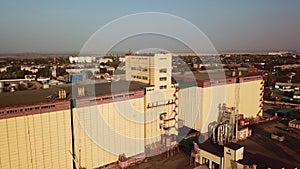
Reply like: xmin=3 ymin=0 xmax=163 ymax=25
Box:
xmin=58 ymin=89 xmax=66 ymax=99
xmin=78 ymin=87 xmax=85 ymax=97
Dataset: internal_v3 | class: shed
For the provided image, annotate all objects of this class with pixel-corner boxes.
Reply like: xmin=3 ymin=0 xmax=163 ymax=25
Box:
xmin=275 ymin=109 xmax=293 ymax=118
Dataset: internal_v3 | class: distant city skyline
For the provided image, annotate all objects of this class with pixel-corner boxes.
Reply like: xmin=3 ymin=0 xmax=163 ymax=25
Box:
xmin=0 ymin=0 xmax=300 ymax=53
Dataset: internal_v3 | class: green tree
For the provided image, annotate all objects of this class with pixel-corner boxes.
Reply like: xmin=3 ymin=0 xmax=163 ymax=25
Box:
xmin=57 ymin=67 xmax=68 ymax=76
xmin=37 ymin=65 xmax=52 ymax=78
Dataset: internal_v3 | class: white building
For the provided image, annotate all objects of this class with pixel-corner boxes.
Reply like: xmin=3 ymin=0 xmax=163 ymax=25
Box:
xmin=99 ymin=58 xmax=113 ymax=63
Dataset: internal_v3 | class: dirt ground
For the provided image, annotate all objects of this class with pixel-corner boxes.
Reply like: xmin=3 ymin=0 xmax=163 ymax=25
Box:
xmin=130 ymin=151 xmax=196 ymax=169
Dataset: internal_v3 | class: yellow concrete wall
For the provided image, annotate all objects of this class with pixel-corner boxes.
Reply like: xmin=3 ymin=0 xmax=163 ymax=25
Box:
xmin=180 ymin=84 xmax=233 ymax=132
xmin=73 ymin=98 xmax=145 ymax=168
xmin=0 ymin=110 xmax=72 ymax=169
xmin=0 ymin=78 xmax=262 ymax=168
xmin=223 ymin=147 xmax=235 ymax=169
xmin=223 ymin=147 xmax=244 ymax=169
xmin=144 ymin=103 xmax=175 ymax=145
xmin=238 ymin=80 xmax=263 ymax=117
xmin=178 ymin=87 xmax=201 ymax=129
xmin=235 ymin=147 xmax=244 ymax=161
xmin=145 ymin=86 xmax=178 ymax=145
xmin=179 ymin=80 xmax=262 ymax=133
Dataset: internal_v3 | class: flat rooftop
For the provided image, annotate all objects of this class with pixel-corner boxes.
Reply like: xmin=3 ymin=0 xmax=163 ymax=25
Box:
xmin=173 ymin=70 xmax=262 ymax=82
xmin=238 ymin=151 xmax=296 ymax=168
xmin=0 ymin=80 xmax=148 ymax=108
xmin=225 ymin=142 xmax=243 ymax=150
xmin=198 ymin=140 xmax=224 ymax=157
xmin=290 ymin=119 xmax=300 ymax=125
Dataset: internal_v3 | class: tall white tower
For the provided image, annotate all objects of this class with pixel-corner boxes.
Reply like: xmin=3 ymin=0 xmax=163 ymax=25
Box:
xmin=126 ymin=53 xmax=179 ymax=149
xmin=125 ymin=53 xmax=172 ymax=89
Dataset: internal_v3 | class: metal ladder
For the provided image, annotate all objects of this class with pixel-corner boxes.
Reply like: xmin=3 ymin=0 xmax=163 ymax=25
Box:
xmin=160 ymin=85 xmax=179 ymax=131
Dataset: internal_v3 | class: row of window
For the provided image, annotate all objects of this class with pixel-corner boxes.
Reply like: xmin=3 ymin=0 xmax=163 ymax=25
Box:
xmin=90 ymin=93 xmax=135 ymax=102
xmin=41 ymin=105 xmax=55 ymax=109
xmin=25 ymin=107 xmax=40 ymax=111
xmin=131 ymin=75 xmax=148 ymax=80
xmin=0 ymin=104 xmax=57 ymax=116
xmin=102 ymin=96 xmax=113 ymax=100
xmin=131 ymin=67 xmax=148 ymax=72
xmin=131 ymin=67 xmax=167 ymax=73
xmin=7 ymin=109 xmax=23 ymax=114
xmin=132 ymin=76 xmax=167 ymax=81
xmin=1 ymin=92 xmax=139 ymax=116
xmin=146 ymin=88 xmax=154 ymax=92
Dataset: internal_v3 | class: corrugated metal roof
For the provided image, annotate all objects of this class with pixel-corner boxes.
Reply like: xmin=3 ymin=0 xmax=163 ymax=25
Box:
xmin=276 ymin=109 xmax=293 ymax=114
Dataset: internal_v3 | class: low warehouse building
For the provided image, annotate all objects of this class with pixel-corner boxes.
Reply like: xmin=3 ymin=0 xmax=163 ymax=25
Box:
xmin=289 ymin=119 xmax=300 ymax=130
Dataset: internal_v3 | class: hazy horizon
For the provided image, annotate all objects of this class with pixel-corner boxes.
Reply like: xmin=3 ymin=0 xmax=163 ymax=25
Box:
xmin=1 ymin=0 xmax=300 ymax=53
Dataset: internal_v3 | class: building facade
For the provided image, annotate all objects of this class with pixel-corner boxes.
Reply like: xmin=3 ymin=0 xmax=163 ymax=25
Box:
xmin=178 ymin=72 xmax=263 ymax=134
xmin=0 ymin=53 xmax=264 ymax=168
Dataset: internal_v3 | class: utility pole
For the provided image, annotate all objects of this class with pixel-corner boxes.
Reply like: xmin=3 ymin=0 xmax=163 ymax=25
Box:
xmin=70 ymin=98 xmax=76 ymax=169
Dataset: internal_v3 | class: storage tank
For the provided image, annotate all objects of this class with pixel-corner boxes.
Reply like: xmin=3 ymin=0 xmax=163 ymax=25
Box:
xmin=238 ymin=70 xmax=243 ymax=77
xmin=231 ymin=71 xmax=236 ymax=77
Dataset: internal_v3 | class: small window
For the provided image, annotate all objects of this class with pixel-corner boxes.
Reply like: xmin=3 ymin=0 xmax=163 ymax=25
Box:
xmin=160 ymin=77 xmax=167 ymax=81
xmin=143 ymin=76 xmax=148 ymax=80
xmin=159 ymin=68 xmax=167 ymax=73
xmin=159 ymin=85 xmax=167 ymax=89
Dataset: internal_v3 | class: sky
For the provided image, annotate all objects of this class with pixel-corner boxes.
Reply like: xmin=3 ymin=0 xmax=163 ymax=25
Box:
xmin=0 ymin=0 xmax=300 ymax=53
